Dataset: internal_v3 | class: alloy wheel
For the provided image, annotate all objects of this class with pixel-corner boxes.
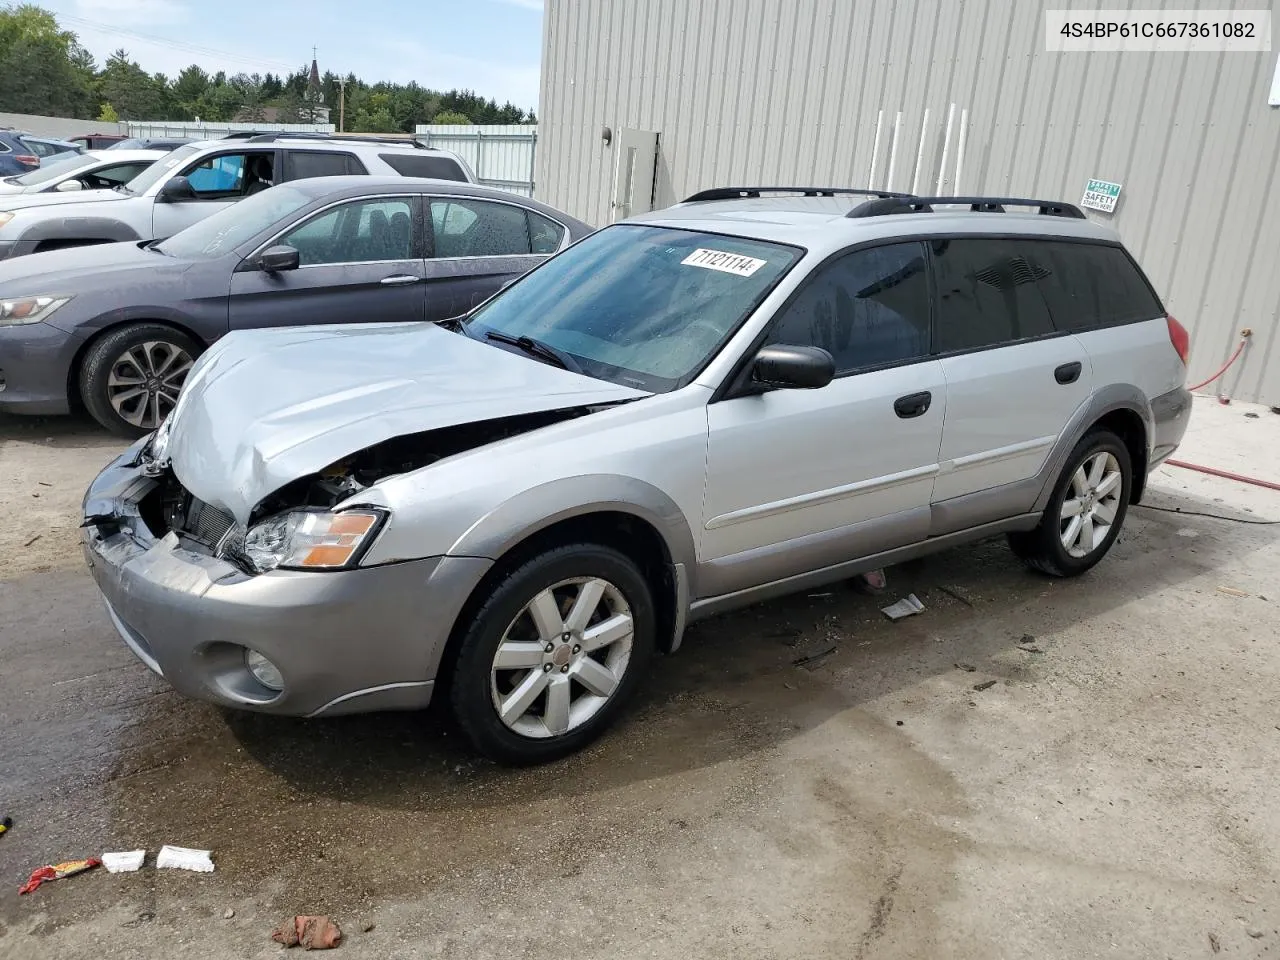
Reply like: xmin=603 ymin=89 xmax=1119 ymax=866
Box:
xmin=1059 ymin=451 xmax=1123 ymax=558
xmin=106 ymin=340 xmax=193 ymax=429
xmin=489 ymin=576 xmax=635 ymax=739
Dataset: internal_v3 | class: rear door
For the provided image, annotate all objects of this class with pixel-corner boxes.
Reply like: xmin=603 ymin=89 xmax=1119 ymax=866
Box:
xmin=929 ymin=237 xmax=1092 ymax=509
xmin=423 ymin=196 xmax=564 ymax=321
xmin=227 ymin=194 xmax=427 ymax=331
xmin=281 ymin=150 xmax=367 ymax=181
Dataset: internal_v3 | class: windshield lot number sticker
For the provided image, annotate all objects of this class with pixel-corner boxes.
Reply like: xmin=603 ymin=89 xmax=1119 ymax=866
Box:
xmin=681 ymin=248 xmax=767 ymax=277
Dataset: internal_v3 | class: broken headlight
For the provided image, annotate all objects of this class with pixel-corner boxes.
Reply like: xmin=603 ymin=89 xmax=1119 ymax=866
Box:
xmin=238 ymin=509 xmax=384 ymax=573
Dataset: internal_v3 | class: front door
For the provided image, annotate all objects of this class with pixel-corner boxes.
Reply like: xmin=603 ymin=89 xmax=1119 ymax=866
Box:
xmin=227 ymin=194 xmax=427 ymax=331
xmin=151 ymin=148 xmax=278 ymax=240
xmin=424 ymin=196 xmax=566 ymax=321
xmin=610 ymin=128 xmax=658 ymax=222
xmin=700 ymin=242 xmax=944 ymax=597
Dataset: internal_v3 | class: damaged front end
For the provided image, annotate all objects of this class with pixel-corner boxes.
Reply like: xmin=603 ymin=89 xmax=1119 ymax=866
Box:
xmin=136 ymin=407 xmax=604 ymax=576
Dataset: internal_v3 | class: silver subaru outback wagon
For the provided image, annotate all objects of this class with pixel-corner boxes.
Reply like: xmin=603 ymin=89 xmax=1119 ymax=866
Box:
xmin=82 ymin=187 xmax=1192 ymax=764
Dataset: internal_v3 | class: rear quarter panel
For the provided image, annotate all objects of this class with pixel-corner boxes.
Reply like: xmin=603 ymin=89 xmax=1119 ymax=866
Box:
xmin=1075 ymin=317 xmax=1184 ymax=402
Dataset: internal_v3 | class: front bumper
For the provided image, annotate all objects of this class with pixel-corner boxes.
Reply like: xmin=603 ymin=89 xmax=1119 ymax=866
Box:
xmin=0 ymin=320 xmax=80 ymax=415
xmin=81 ymin=445 xmax=492 ymax=717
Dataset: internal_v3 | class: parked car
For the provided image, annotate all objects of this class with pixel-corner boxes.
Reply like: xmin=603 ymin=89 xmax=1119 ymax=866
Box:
xmin=0 ymin=134 xmax=478 ymax=260
xmin=0 ymin=176 xmax=590 ymax=433
xmin=0 ymin=131 xmax=81 ymax=176
xmin=70 ymin=133 xmax=130 ymax=150
xmin=106 ymin=137 xmax=195 ymax=151
xmin=0 ymin=149 xmax=167 ymax=197
xmin=79 ymin=187 xmax=1191 ymax=764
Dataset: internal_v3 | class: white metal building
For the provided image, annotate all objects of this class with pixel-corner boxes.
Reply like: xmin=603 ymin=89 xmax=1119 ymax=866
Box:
xmin=536 ymin=0 xmax=1280 ymax=405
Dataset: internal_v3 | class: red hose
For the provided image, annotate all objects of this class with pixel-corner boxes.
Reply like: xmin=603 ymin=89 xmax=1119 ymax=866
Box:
xmin=1188 ymin=337 xmax=1247 ymax=392
xmin=1165 ymin=459 xmax=1280 ymax=492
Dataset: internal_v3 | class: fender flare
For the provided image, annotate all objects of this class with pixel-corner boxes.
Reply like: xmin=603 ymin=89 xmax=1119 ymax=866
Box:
xmin=19 ymin=217 xmax=142 ymax=245
xmin=450 ymin=473 xmax=699 ymax=589
xmin=1032 ymin=383 xmax=1153 ymax=513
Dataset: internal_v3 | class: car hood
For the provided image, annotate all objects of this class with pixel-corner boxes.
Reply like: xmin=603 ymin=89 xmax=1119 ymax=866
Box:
xmin=0 ymin=182 xmax=36 ymax=196
xmin=0 ymin=240 xmax=188 ymax=293
xmin=159 ymin=322 xmax=650 ymax=525
xmin=0 ymin=187 xmax=120 ymax=211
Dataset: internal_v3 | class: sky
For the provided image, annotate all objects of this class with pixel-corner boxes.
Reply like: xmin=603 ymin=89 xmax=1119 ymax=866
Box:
xmin=35 ymin=0 xmax=545 ymax=109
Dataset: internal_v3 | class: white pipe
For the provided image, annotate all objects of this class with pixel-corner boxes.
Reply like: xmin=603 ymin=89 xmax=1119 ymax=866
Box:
xmin=886 ymin=111 xmax=902 ymax=192
xmin=953 ymin=107 xmax=968 ymax=196
xmin=936 ymin=102 xmax=956 ymax=194
xmin=868 ymin=110 xmax=884 ymax=189
xmin=911 ymin=108 xmax=930 ymax=195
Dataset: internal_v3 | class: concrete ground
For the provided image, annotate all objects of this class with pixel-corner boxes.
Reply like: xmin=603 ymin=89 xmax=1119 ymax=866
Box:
xmin=1 ymin=397 xmax=1277 ymax=959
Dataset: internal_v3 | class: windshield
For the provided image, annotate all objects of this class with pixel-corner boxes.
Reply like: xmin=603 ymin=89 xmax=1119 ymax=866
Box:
xmin=156 ymin=185 xmax=314 ymax=260
xmin=466 ymin=224 xmax=802 ymax=392
xmin=12 ymin=152 xmax=93 ymax=185
xmin=125 ymin=143 xmax=201 ymax=194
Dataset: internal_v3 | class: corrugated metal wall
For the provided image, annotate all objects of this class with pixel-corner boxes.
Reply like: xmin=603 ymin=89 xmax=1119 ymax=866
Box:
xmin=538 ymin=0 xmax=1280 ymax=404
xmin=414 ymin=124 xmax=538 ymax=196
xmin=126 ymin=120 xmax=334 ymax=137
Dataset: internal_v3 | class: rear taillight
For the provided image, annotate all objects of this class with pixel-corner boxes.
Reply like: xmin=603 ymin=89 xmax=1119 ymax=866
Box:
xmin=15 ymin=155 xmax=39 ymax=168
xmin=1166 ymin=315 xmax=1190 ymax=365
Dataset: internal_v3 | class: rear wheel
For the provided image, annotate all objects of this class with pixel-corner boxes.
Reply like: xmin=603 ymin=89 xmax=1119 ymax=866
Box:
xmin=1008 ymin=429 xmax=1132 ymax=577
xmin=449 ymin=544 xmax=655 ymax=764
xmin=79 ymin=323 xmax=200 ymax=437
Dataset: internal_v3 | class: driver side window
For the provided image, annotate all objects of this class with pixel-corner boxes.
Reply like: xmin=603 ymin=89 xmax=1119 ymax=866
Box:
xmin=765 ymin=242 xmax=932 ymax=374
xmin=278 ymin=197 xmax=416 ymax=266
xmin=181 ymin=152 xmax=272 ymax=199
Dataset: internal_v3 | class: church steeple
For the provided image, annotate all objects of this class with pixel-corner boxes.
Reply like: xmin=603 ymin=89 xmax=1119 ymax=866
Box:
xmin=307 ymin=47 xmax=322 ymax=103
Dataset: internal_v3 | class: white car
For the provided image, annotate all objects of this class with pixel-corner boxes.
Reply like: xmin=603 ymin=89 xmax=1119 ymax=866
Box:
xmin=0 ymin=149 xmax=167 ymax=197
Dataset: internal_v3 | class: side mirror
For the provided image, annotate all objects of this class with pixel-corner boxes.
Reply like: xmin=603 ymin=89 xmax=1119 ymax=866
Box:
xmin=750 ymin=344 xmax=835 ymax=390
xmin=55 ymin=179 xmax=84 ymax=192
xmin=157 ymin=175 xmax=197 ymax=203
xmin=258 ymin=245 xmax=300 ymax=273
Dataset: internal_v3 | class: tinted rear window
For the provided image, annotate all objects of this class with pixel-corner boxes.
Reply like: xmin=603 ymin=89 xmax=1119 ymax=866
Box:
xmin=932 ymin=238 xmax=1056 ymax=352
xmin=286 ymin=150 xmax=366 ymax=180
xmin=1023 ymin=241 xmax=1165 ymax=332
xmin=378 ymin=153 xmax=466 ymax=181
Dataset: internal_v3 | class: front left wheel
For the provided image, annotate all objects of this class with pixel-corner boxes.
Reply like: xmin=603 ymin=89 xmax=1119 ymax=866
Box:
xmin=79 ymin=323 xmax=200 ymax=437
xmin=448 ymin=543 xmax=656 ymax=765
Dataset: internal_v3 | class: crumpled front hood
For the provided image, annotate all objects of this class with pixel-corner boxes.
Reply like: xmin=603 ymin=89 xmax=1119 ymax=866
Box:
xmin=162 ymin=322 xmax=649 ymax=525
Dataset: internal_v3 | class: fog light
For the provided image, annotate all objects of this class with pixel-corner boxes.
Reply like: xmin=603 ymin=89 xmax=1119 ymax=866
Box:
xmin=245 ymin=650 xmax=283 ymax=691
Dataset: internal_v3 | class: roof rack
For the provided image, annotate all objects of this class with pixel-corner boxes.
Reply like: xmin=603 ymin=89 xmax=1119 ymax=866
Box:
xmin=683 ymin=186 xmax=913 ymax=203
xmin=847 ymin=195 xmax=1086 ymax=219
xmin=241 ymin=132 xmax=432 ymax=149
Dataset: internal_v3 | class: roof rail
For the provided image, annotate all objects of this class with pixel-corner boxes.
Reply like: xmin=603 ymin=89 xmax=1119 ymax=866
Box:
xmin=848 ymin=195 xmax=1086 ymax=219
xmin=242 ymin=132 xmax=431 ymax=149
xmin=683 ymin=186 xmax=914 ymax=203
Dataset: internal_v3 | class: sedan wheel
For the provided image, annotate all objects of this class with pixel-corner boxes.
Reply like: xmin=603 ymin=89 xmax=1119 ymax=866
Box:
xmin=490 ymin=576 xmax=635 ymax=739
xmin=106 ymin=340 xmax=193 ymax=431
xmin=79 ymin=323 xmax=203 ymax=437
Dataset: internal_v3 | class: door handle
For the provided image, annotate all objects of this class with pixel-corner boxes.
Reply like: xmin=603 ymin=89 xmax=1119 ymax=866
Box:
xmin=1054 ymin=361 xmax=1083 ymax=385
xmin=380 ymin=274 xmax=421 ymax=286
xmin=893 ymin=391 xmax=932 ymax=419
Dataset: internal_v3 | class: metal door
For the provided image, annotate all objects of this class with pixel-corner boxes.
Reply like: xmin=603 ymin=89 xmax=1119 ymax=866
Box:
xmin=610 ymin=129 xmax=658 ymax=222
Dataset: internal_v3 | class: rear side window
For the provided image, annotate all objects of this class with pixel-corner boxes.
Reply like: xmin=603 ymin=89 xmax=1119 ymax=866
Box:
xmin=429 ymin=198 xmax=531 ymax=257
xmin=766 ymin=242 xmax=931 ymax=373
xmin=528 ymin=210 xmax=565 ymax=253
xmin=285 ymin=151 xmax=366 ymax=180
xmin=932 ymin=238 xmax=1056 ymax=352
xmin=378 ymin=153 xmax=467 ymax=181
xmin=1024 ymin=241 xmax=1165 ymax=332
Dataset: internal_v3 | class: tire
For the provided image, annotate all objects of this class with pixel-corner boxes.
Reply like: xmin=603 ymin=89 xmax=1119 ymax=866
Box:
xmin=80 ymin=324 xmax=202 ymax=438
xmin=1008 ymin=429 xmax=1133 ymax=577
xmin=449 ymin=543 xmax=656 ymax=765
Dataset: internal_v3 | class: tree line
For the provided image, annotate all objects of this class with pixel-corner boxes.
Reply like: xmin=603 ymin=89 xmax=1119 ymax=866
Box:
xmin=0 ymin=4 xmax=535 ymax=131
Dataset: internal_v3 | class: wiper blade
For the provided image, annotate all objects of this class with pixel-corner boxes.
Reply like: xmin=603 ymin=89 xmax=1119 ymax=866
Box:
xmin=484 ymin=330 xmax=582 ymax=374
